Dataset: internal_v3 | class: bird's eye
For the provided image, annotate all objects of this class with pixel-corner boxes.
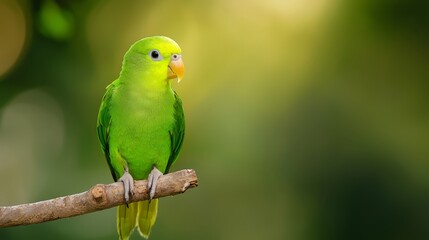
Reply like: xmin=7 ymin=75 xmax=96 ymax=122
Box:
xmin=171 ymin=54 xmax=181 ymax=61
xmin=149 ymin=50 xmax=163 ymax=61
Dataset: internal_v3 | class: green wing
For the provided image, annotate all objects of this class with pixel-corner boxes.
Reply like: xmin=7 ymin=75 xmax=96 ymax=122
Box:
xmin=165 ymin=91 xmax=185 ymax=173
xmin=97 ymin=80 xmax=118 ymax=181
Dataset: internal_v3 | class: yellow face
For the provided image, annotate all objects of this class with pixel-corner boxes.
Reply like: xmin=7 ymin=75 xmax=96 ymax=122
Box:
xmin=124 ymin=36 xmax=185 ymax=83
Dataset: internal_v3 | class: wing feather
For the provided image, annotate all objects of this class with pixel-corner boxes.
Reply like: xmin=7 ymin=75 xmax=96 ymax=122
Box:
xmin=97 ymin=81 xmax=118 ymax=180
xmin=165 ymin=91 xmax=185 ymax=173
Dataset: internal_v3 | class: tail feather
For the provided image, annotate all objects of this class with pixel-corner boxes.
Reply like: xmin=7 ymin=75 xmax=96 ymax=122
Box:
xmin=117 ymin=203 xmax=138 ymax=240
xmin=116 ymin=200 xmax=158 ymax=239
xmin=137 ymin=200 xmax=159 ymax=239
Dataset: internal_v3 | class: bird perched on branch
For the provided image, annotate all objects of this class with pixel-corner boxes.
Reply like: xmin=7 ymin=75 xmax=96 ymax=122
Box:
xmin=97 ymin=36 xmax=185 ymax=239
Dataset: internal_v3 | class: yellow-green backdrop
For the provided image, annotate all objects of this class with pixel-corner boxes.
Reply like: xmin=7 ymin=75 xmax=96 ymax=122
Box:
xmin=1 ymin=0 xmax=428 ymax=239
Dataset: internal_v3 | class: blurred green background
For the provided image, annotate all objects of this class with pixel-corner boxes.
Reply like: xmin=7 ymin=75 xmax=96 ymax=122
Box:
xmin=1 ymin=0 xmax=429 ymax=239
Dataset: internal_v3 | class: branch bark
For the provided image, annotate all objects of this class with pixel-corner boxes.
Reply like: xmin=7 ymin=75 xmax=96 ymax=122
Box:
xmin=0 ymin=169 xmax=198 ymax=227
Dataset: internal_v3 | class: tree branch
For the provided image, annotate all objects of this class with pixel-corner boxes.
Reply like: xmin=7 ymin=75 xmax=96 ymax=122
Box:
xmin=0 ymin=169 xmax=198 ymax=227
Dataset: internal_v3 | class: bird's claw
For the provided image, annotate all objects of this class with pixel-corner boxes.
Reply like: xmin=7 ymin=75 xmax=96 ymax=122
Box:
xmin=118 ymin=171 xmax=134 ymax=204
xmin=147 ymin=166 xmax=163 ymax=200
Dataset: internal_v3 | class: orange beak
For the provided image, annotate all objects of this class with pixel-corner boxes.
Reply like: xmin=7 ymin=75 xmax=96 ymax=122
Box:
xmin=167 ymin=57 xmax=184 ymax=83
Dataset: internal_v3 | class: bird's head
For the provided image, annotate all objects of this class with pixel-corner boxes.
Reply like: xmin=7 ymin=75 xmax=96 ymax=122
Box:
xmin=122 ymin=36 xmax=185 ymax=84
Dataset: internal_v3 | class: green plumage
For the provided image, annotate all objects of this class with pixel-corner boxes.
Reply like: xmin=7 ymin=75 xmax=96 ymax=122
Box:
xmin=97 ymin=36 xmax=185 ymax=239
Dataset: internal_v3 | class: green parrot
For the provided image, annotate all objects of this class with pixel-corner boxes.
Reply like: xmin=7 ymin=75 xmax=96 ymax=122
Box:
xmin=96 ymin=36 xmax=185 ymax=239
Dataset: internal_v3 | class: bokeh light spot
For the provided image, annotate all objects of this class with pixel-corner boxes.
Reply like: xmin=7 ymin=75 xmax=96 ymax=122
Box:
xmin=0 ymin=89 xmax=64 ymax=205
xmin=0 ymin=0 xmax=26 ymax=79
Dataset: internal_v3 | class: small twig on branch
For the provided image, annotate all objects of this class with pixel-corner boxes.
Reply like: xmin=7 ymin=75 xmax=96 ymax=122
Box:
xmin=0 ymin=169 xmax=198 ymax=227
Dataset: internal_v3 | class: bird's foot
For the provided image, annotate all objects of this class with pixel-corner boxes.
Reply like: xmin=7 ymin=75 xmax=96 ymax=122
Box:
xmin=118 ymin=170 xmax=134 ymax=204
xmin=147 ymin=166 xmax=163 ymax=200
